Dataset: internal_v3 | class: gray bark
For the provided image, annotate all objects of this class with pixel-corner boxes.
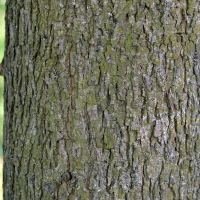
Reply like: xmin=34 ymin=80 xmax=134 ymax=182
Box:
xmin=3 ymin=0 xmax=200 ymax=199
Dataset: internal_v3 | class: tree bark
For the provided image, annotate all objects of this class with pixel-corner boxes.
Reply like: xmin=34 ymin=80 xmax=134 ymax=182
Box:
xmin=3 ymin=0 xmax=200 ymax=199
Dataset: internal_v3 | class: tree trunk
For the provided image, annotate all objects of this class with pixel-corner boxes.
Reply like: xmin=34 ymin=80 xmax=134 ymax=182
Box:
xmin=3 ymin=0 xmax=200 ymax=199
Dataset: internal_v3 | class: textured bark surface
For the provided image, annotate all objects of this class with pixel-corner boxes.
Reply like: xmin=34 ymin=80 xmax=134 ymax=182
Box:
xmin=3 ymin=0 xmax=200 ymax=199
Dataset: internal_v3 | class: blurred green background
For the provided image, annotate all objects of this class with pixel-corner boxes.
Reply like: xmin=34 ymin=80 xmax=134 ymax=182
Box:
xmin=0 ymin=0 xmax=5 ymax=199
